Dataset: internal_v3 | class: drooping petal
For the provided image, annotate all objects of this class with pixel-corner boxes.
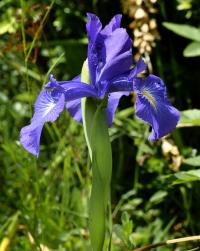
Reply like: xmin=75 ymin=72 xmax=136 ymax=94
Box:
xmin=65 ymin=74 xmax=82 ymax=123
xmin=134 ymin=75 xmax=180 ymax=140
xmin=66 ymin=98 xmax=82 ymax=123
xmin=20 ymin=90 xmax=65 ymax=156
xmin=60 ymin=81 xmax=97 ymax=91
xmin=64 ymin=86 xmax=97 ymax=101
xmin=45 ymin=74 xmax=98 ymax=101
xmin=20 ymin=124 xmax=43 ymax=157
xmin=106 ymin=91 xmax=129 ymax=127
xmin=96 ymin=28 xmax=133 ymax=82
xmin=32 ymin=90 xmax=65 ymax=123
xmin=66 ymin=91 xmax=130 ymax=127
xmin=45 ymin=74 xmax=94 ymax=92
xmin=100 ymin=14 xmax=122 ymax=36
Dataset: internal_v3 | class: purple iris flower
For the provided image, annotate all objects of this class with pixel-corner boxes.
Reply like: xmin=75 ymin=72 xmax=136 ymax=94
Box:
xmin=20 ymin=13 xmax=180 ymax=156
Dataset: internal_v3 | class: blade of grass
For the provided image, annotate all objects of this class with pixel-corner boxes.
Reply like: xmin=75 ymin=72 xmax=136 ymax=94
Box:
xmin=25 ymin=0 xmax=55 ymax=62
xmin=20 ymin=0 xmax=27 ymax=58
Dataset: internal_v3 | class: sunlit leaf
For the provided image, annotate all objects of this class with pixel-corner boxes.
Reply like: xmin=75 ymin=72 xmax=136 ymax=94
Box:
xmin=183 ymin=156 xmax=200 ymax=167
xmin=178 ymin=109 xmax=200 ymax=127
xmin=173 ymin=169 xmax=200 ymax=184
xmin=149 ymin=191 xmax=168 ymax=204
xmin=163 ymin=22 xmax=200 ymax=42
xmin=183 ymin=41 xmax=200 ymax=57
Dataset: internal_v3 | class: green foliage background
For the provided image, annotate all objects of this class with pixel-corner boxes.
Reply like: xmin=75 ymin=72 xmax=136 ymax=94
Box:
xmin=0 ymin=0 xmax=200 ymax=250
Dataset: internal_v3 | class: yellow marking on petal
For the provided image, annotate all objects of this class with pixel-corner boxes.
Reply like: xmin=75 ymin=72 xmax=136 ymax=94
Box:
xmin=141 ymin=90 xmax=157 ymax=110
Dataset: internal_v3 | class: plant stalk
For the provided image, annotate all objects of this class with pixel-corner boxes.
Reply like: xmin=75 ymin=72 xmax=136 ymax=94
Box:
xmin=81 ymin=60 xmax=112 ymax=251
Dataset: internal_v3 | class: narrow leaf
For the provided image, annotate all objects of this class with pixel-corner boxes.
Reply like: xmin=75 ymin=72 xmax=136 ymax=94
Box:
xmin=163 ymin=22 xmax=200 ymax=42
xmin=173 ymin=169 xmax=200 ymax=184
xmin=183 ymin=41 xmax=200 ymax=57
xmin=178 ymin=109 xmax=200 ymax=127
xmin=184 ymin=156 xmax=200 ymax=167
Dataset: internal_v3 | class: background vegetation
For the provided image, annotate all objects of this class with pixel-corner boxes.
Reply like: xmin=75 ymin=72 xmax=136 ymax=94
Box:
xmin=0 ymin=0 xmax=200 ymax=250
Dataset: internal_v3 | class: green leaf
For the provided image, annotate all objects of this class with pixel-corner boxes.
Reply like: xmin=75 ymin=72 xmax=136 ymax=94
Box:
xmin=173 ymin=169 xmax=200 ymax=184
xmin=163 ymin=22 xmax=200 ymax=42
xmin=149 ymin=191 xmax=168 ymax=204
xmin=177 ymin=1 xmax=192 ymax=11
xmin=184 ymin=156 xmax=200 ymax=167
xmin=188 ymin=169 xmax=200 ymax=178
xmin=183 ymin=41 xmax=200 ymax=57
xmin=178 ymin=109 xmax=200 ymax=127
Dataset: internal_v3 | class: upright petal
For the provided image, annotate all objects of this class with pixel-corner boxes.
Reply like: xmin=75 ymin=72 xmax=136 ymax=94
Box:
xmin=106 ymin=91 xmax=129 ymax=127
xmin=134 ymin=75 xmax=180 ymax=140
xmin=86 ymin=13 xmax=102 ymax=85
xmin=97 ymin=28 xmax=133 ymax=81
xmin=20 ymin=90 xmax=65 ymax=156
xmin=86 ymin=13 xmax=102 ymax=43
xmin=100 ymin=14 xmax=122 ymax=36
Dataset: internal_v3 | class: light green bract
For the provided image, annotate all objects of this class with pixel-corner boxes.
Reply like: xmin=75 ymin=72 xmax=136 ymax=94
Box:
xmin=81 ymin=60 xmax=112 ymax=251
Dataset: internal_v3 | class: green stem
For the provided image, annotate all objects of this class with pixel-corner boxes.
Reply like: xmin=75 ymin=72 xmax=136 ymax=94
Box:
xmin=81 ymin=60 xmax=112 ymax=251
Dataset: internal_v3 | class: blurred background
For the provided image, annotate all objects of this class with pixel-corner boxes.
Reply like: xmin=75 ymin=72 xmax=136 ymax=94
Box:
xmin=0 ymin=0 xmax=200 ymax=250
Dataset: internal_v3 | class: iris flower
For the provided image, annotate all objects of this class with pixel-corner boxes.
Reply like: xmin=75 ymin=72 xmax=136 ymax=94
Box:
xmin=20 ymin=13 xmax=180 ymax=156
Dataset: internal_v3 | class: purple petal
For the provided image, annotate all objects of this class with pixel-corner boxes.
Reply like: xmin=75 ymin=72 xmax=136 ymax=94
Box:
xmin=20 ymin=124 xmax=43 ymax=157
xmin=20 ymin=90 xmax=65 ymax=156
xmin=97 ymin=28 xmax=133 ymax=81
xmin=65 ymin=86 xmax=97 ymax=101
xmin=45 ymin=75 xmax=93 ymax=92
xmin=86 ymin=13 xmax=102 ymax=85
xmin=32 ymin=90 xmax=65 ymax=122
xmin=64 ymin=74 xmax=82 ymax=123
xmin=66 ymin=98 xmax=82 ymax=123
xmin=86 ymin=14 xmax=133 ymax=86
xmin=44 ymin=75 xmax=98 ymax=100
xmin=60 ymin=81 xmax=95 ymax=91
xmin=72 ymin=74 xmax=81 ymax=82
xmin=45 ymin=74 xmax=57 ymax=89
xmin=66 ymin=90 xmax=129 ymax=126
xmin=109 ymin=77 xmax=133 ymax=93
xmin=134 ymin=75 xmax=180 ymax=140
xmin=106 ymin=91 xmax=129 ymax=127
xmin=86 ymin=13 xmax=102 ymax=43
xmin=100 ymin=14 xmax=122 ymax=36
